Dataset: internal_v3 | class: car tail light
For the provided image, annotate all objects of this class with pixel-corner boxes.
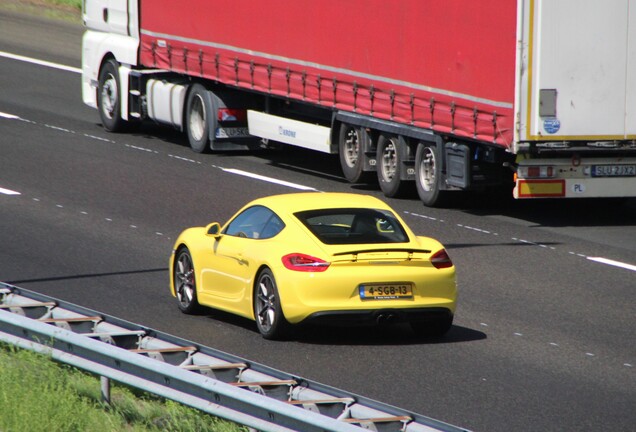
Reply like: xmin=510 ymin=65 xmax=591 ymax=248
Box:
xmin=217 ymin=108 xmax=247 ymax=122
xmin=282 ymin=253 xmax=330 ymax=272
xmin=430 ymin=249 xmax=453 ymax=269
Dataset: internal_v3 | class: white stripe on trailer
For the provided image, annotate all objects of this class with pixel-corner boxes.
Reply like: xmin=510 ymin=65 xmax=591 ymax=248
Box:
xmin=247 ymin=110 xmax=332 ymax=154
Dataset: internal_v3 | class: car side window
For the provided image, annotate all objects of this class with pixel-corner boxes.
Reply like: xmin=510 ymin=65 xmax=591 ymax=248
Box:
xmin=224 ymin=205 xmax=284 ymax=239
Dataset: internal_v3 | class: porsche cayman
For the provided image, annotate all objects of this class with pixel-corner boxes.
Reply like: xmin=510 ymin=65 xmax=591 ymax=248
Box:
xmin=169 ymin=192 xmax=457 ymax=339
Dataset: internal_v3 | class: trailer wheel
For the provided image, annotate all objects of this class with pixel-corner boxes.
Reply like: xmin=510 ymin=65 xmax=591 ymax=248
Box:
xmin=186 ymin=84 xmax=212 ymax=153
xmin=376 ymin=134 xmax=410 ymax=197
xmin=97 ymin=58 xmax=126 ymax=132
xmin=338 ymin=124 xmax=372 ymax=183
xmin=415 ymin=142 xmax=447 ymax=207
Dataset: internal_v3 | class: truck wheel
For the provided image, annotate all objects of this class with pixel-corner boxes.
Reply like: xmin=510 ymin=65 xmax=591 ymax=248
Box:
xmin=376 ymin=134 xmax=410 ymax=197
xmin=338 ymin=124 xmax=371 ymax=183
xmin=415 ymin=142 xmax=447 ymax=207
xmin=186 ymin=84 xmax=212 ymax=153
xmin=97 ymin=58 xmax=126 ymax=132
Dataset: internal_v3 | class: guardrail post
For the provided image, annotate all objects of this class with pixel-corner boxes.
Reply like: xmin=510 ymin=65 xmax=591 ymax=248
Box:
xmin=101 ymin=376 xmax=111 ymax=405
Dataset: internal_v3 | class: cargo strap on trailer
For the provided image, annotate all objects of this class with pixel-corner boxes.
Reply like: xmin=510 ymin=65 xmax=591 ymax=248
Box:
xmin=0 ymin=282 xmax=469 ymax=432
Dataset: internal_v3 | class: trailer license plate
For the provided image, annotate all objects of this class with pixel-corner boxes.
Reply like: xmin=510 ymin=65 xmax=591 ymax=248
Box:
xmin=359 ymin=283 xmax=413 ymax=300
xmin=591 ymin=165 xmax=636 ymax=177
xmin=215 ymin=127 xmax=250 ymax=139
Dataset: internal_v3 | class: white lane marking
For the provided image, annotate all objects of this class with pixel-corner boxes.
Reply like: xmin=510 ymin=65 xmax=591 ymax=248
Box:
xmin=0 ymin=187 xmax=21 ymax=195
xmin=221 ymin=168 xmax=317 ymax=191
xmin=169 ymin=154 xmax=199 ymax=164
xmin=409 ymin=211 xmax=636 ymax=277
xmin=0 ymin=111 xmax=20 ymax=119
xmin=587 ymin=257 xmax=636 ymax=272
xmin=0 ymin=51 xmax=81 ymax=74
xmin=276 ymin=163 xmax=345 ymax=181
xmin=84 ymin=134 xmax=115 ymax=143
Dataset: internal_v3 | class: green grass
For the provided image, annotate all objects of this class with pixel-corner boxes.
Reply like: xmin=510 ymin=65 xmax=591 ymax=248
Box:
xmin=0 ymin=0 xmax=82 ymax=22
xmin=52 ymin=0 xmax=81 ymax=8
xmin=0 ymin=344 xmax=247 ymax=432
xmin=46 ymin=0 xmax=81 ymax=9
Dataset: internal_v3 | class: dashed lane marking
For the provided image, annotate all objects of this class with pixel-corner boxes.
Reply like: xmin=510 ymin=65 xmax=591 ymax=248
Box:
xmin=6 ymin=108 xmax=635 ymax=275
xmin=406 ymin=210 xmax=636 ymax=274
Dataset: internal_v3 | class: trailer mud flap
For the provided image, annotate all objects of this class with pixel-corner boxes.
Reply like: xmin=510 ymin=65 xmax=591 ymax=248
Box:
xmin=445 ymin=143 xmax=470 ymax=189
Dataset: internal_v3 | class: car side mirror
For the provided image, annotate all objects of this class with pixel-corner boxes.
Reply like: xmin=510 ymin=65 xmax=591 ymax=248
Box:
xmin=205 ymin=222 xmax=222 ymax=238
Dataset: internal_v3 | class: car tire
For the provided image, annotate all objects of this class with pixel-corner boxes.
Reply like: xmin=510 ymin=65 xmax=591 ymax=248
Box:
xmin=410 ymin=315 xmax=453 ymax=338
xmin=253 ymin=268 xmax=289 ymax=340
xmin=173 ymin=247 xmax=203 ymax=314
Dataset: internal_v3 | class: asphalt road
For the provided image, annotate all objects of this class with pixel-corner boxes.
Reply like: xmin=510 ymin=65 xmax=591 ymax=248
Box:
xmin=1 ymin=9 xmax=635 ymax=432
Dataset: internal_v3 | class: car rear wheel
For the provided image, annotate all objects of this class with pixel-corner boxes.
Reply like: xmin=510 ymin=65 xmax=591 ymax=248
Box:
xmin=253 ymin=268 xmax=289 ymax=340
xmin=410 ymin=315 xmax=453 ymax=338
xmin=173 ymin=248 xmax=203 ymax=314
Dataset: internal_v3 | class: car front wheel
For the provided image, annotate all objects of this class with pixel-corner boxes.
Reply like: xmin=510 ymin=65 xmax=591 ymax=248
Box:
xmin=173 ymin=248 xmax=202 ymax=314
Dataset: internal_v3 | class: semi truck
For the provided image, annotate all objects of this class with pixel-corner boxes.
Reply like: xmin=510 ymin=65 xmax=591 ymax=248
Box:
xmin=81 ymin=0 xmax=636 ymax=206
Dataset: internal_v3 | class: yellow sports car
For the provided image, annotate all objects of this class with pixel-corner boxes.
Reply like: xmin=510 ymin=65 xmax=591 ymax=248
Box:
xmin=170 ymin=192 xmax=457 ymax=339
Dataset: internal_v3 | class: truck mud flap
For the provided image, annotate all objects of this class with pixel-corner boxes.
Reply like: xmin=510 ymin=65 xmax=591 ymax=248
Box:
xmin=445 ymin=143 xmax=471 ymax=189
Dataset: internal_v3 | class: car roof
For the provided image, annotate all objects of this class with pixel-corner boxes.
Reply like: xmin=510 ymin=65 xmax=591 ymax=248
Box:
xmin=249 ymin=192 xmax=392 ymax=214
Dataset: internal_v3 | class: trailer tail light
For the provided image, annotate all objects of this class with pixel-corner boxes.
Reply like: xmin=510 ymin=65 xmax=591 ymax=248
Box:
xmin=282 ymin=253 xmax=330 ymax=272
xmin=217 ymin=108 xmax=247 ymax=122
xmin=517 ymin=165 xmax=555 ymax=179
xmin=430 ymin=249 xmax=453 ymax=269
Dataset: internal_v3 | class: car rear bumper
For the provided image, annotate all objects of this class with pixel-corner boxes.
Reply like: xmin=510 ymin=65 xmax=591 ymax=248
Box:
xmin=299 ymin=307 xmax=453 ymax=326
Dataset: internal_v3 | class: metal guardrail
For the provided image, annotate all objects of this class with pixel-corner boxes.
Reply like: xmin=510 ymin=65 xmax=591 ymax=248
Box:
xmin=0 ymin=282 xmax=469 ymax=432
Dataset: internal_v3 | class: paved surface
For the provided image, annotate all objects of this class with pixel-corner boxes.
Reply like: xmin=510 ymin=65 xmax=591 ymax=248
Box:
xmin=1 ymin=9 xmax=635 ymax=431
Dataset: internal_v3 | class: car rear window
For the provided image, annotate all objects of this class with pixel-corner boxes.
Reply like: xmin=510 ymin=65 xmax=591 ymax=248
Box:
xmin=295 ymin=208 xmax=409 ymax=245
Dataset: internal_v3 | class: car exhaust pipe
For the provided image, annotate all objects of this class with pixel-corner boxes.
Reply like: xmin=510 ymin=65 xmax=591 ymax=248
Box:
xmin=376 ymin=313 xmax=396 ymax=325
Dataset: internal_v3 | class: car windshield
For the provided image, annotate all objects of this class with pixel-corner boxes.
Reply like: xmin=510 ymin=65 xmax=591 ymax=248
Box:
xmin=295 ymin=208 xmax=409 ymax=245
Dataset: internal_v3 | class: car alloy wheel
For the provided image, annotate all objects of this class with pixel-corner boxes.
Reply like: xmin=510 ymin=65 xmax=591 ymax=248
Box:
xmin=174 ymin=248 xmax=202 ymax=314
xmin=254 ymin=268 xmax=289 ymax=340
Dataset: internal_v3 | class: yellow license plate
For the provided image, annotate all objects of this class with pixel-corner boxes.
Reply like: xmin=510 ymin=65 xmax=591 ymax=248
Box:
xmin=359 ymin=283 xmax=413 ymax=300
